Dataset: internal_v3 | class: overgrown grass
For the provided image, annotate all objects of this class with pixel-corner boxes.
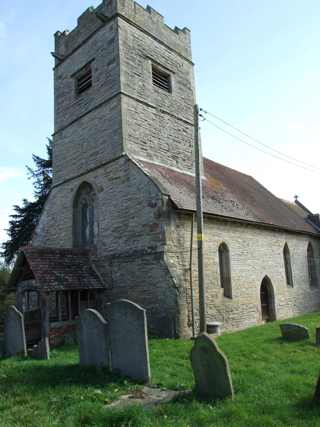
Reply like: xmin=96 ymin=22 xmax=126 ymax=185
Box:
xmin=1 ymin=313 xmax=320 ymax=426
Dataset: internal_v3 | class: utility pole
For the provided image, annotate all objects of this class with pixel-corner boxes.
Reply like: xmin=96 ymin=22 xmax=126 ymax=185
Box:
xmin=194 ymin=104 xmax=206 ymax=334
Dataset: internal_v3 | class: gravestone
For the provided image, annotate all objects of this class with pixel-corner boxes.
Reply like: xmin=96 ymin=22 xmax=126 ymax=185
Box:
xmin=316 ymin=328 xmax=320 ymax=347
xmin=280 ymin=324 xmax=309 ymax=341
xmin=4 ymin=306 xmax=27 ymax=357
xmin=79 ymin=309 xmax=109 ymax=367
xmin=0 ymin=336 xmax=4 ymax=358
xmin=191 ymin=333 xmax=234 ymax=401
xmin=314 ymin=375 xmax=320 ymax=403
xmin=107 ymin=299 xmax=151 ymax=383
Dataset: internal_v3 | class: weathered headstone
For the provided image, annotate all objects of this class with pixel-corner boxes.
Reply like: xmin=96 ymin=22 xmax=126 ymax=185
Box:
xmin=314 ymin=375 xmax=320 ymax=403
xmin=191 ymin=333 xmax=234 ymax=401
xmin=0 ymin=336 xmax=5 ymax=358
xmin=79 ymin=309 xmax=109 ymax=367
xmin=4 ymin=306 xmax=27 ymax=357
xmin=316 ymin=327 xmax=320 ymax=347
xmin=107 ymin=299 xmax=151 ymax=383
xmin=280 ymin=324 xmax=309 ymax=341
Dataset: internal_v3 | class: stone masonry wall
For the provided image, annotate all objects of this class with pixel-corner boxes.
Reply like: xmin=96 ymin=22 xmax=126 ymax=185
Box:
xmin=165 ymin=210 xmax=320 ymax=337
xmin=55 ymin=0 xmax=191 ymax=61
xmin=53 ymin=20 xmax=122 ymax=185
xmin=53 ymin=0 xmax=195 ymax=183
xmin=119 ymin=15 xmax=196 ymax=173
xmin=33 ymin=157 xmax=180 ymax=337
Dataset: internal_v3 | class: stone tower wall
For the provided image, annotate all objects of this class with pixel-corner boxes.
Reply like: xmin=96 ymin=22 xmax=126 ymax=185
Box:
xmin=118 ymin=6 xmax=196 ymax=172
xmin=53 ymin=0 xmax=196 ymax=187
xmin=53 ymin=17 xmax=122 ymax=186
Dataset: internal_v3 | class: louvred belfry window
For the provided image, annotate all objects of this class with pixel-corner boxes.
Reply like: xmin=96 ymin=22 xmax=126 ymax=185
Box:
xmin=75 ymin=64 xmax=92 ymax=95
xmin=152 ymin=65 xmax=172 ymax=93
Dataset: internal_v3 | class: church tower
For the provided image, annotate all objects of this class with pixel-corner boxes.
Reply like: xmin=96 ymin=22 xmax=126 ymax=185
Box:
xmin=32 ymin=0 xmax=197 ymax=338
xmin=53 ymin=0 xmax=196 ymax=187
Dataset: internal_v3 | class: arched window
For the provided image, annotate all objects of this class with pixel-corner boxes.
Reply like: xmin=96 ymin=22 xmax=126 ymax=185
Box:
xmin=73 ymin=183 xmax=97 ymax=248
xmin=218 ymin=243 xmax=232 ymax=299
xmin=283 ymin=243 xmax=293 ymax=287
xmin=307 ymin=243 xmax=318 ymax=288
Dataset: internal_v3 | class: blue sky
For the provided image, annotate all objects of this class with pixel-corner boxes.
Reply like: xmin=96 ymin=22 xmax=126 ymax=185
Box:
xmin=1 ymin=0 xmax=320 ymax=247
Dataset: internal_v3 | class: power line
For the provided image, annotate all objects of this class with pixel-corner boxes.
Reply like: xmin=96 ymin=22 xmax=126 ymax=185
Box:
xmin=200 ymin=115 xmax=318 ymax=173
xmin=200 ymin=108 xmax=320 ymax=173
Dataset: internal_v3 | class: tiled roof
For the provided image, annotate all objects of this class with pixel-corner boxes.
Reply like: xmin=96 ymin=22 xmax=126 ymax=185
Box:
xmin=137 ymin=157 xmax=318 ymax=235
xmin=9 ymin=247 xmax=106 ymax=291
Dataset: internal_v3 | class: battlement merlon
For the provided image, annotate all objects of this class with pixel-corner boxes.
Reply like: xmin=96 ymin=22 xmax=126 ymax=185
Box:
xmin=54 ymin=0 xmax=192 ymax=64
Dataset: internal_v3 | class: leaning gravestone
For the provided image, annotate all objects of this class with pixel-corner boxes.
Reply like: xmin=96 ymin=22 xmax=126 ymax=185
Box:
xmin=191 ymin=333 xmax=234 ymax=401
xmin=107 ymin=299 xmax=151 ymax=383
xmin=316 ymin=328 xmax=320 ymax=347
xmin=79 ymin=309 xmax=109 ymax=368
xmin=4 ymin=306 xmax=27 ymax=357
xmin=314 ymin=375 xmax=320 ymax=403
xmin=280 ymin=324 xmax=309 ymax=341
xmin=0 ymin=336 xmax=5 ymax=358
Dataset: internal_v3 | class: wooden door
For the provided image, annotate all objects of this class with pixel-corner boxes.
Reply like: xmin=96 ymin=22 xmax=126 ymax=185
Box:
xmin=260 ymin=282 xmax=270 ymax=322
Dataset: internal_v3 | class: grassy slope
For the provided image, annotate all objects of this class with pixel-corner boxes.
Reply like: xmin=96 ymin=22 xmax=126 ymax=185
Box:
xmin=1 ymin=313 xmax=320 ymax=426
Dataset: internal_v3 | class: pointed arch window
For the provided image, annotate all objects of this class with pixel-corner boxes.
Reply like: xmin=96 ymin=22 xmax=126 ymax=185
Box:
xmin=73 ymin=183 xmax=97 ymax=248
xmin=283 ymin=243 xmax=293 ymax=287
xmin=307 ymin=243 xmax=318 ymax=288
xmin=218 ymin=243 xmax=232 ymax=299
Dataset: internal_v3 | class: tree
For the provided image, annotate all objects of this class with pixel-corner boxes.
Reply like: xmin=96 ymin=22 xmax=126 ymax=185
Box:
xmin=1 ymin=140 xmax=52 ymax=265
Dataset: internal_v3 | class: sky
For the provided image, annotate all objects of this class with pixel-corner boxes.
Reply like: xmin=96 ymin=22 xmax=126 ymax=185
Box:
xmin=1 ymin=0 xmax=320 ymax=251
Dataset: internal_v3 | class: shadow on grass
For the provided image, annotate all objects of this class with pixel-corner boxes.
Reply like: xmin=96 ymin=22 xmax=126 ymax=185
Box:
xmin=2 ymin=363 xmax=135 ymax=389
xmin=263 ymin=337 xmax=316 ymax=349
xmin=263 ymin=337 xmax=285 ymax=345
xmin=295 ymin=396 xmax=320 ymax=417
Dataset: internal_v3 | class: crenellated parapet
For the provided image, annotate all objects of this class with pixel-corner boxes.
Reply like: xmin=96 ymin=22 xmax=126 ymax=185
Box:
xmin=54 ymin=0 xmax=191 ymax=63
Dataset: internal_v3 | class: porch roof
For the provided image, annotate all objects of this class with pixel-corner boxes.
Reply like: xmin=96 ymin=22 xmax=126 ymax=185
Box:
xmin=9 ymin=247 xmax=106 ymax=291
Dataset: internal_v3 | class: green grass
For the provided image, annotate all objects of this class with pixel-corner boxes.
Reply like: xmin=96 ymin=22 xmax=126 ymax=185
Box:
xmin=1 ymin=313 xmax=320 ymax=426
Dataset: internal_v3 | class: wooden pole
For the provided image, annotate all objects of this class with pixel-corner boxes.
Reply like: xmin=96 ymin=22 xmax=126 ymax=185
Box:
xmin=189 ymin=214 xmax=196 ymax=338
xmin=40 ymin=292 xmax=50 ymax=360
xmin=194 ymin=104 xmax=206 ymax=334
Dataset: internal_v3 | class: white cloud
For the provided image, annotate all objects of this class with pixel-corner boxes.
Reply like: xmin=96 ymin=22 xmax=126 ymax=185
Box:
xmin=0 ymin=167 xmax=22 ymax=183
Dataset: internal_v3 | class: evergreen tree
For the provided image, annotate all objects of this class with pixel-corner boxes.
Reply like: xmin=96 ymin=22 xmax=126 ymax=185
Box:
xmin=1 ymin=140 xmax=52 ymax=265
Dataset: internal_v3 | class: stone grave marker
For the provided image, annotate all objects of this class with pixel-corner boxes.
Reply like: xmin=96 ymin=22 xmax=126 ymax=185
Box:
xmin=107 ymin=299 xmax=151 ymax=383
xmin=79 ymin=309 xmax=109 ymax=368
xmin=316 ymin=327 xmax=320 ymax=347
xmin=191 ymin=333 xmax=234 ymax=401
xmin=0 ymin=336 xmax=4 ymax=358
xmin=280 ymin=324 xmax=309 ymax=342
xmin=314 ymin=375 xmax=320 ymax=403
xmin=4 ymin=306 xmax=27 ymax=357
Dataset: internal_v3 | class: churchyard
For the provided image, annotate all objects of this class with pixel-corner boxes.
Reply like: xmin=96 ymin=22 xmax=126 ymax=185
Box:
xmin=1 ymin=312 xmax=320 ymax=426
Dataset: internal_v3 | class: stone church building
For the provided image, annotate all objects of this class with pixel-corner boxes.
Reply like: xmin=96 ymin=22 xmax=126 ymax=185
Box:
xmin=10 ymin=0 xmax=320 ymax=341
